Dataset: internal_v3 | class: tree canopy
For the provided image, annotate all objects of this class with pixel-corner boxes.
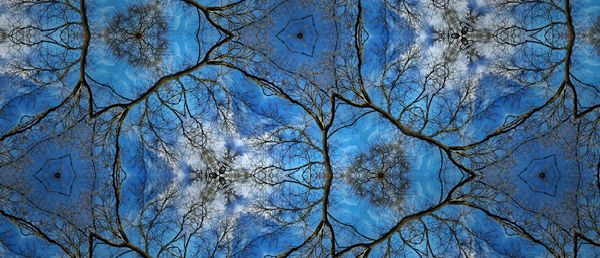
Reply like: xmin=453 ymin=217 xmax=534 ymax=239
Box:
xmin=0 ymin=0 xmax=598 ymax=257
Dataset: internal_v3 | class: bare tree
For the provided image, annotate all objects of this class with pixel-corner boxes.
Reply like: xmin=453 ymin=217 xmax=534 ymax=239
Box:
xmin=344 ymin=140 xmax=410 ymax=209
xmin=101 ymin=1 xmax=168 ymax=68
xmin=0 ymin=0 xmax=598 ymax=257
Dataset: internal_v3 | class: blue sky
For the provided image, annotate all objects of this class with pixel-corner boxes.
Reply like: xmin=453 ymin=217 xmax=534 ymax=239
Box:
xmin=0 ymin=0 xmax=599 ymax=257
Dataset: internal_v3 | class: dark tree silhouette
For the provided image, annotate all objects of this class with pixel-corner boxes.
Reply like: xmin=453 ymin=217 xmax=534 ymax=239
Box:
xmin=0 ymin=0 xmax=598 ymax=257
xmin=345 ymin=141 xmax=410 ymax=209
xmin=101 ymin=2 xmax=168 ymax=68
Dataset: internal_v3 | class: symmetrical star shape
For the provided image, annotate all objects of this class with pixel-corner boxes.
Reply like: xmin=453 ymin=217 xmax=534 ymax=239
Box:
xmin=518 ymin=155 xmax=562 ymax=197
xmin=33 ymin=155 xmax=77 ymax=197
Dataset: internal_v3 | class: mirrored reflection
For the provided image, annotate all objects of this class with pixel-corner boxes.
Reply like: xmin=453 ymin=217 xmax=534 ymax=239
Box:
xmin=0 ymin=0 xmax=598 ymax=257
xmin=102 ymin=2 xmax=168 ymax=68
xmin=345 ymin=141 xmax=410 ymax=209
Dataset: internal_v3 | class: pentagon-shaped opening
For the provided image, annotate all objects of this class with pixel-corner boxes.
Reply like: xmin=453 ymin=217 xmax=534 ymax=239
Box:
xmin=276 ymin=15 xmax=319 ymax=57
xmin=33 ymin=155 xmax=77 ymax=197
xmin=518 ymin=155 xmax=561 ymax=197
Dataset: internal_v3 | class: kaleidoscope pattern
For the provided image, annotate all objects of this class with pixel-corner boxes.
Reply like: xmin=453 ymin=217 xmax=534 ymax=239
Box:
xmin=276 ymin=15 xmax=319 ymax=57
xmin=518 ymin=155 xmax=562 ymax=197
xmin=101 ymin=2 xmax=168 ymax=68
xmin=33 ymin=155 xmax=77 ymax=197
xmin=0 ymin=0 xmax=599 ymax=257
